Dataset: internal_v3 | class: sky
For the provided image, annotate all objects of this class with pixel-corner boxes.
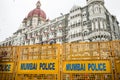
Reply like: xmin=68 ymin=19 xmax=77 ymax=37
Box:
xmin=0 ymin=0 xmax=120 ymax=42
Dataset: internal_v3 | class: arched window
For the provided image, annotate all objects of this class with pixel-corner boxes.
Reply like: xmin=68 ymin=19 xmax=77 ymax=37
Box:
xmin=94 ymin=5 xmax=99 ymax=13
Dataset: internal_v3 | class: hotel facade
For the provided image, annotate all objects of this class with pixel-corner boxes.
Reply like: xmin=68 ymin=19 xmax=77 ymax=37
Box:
xmin=0 ymin=0 xmax=120 ymax=46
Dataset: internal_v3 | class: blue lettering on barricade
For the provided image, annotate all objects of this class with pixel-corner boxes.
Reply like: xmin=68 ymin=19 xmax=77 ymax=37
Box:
xmin=20 ymin=62 xmax=55 ymax=70
xmin=18 ymin=60 xmax=58 ymax=74
xmin=88 ymin=63 xmax=106 ymax=71
xmin=39 ymin=63 xmax=55 ymax=70
xmin=66 ymin=64 xmax=85 ymax=71
xmin=63 ymin=61 xmax=110 ymax=73
xmin=21 ymin=63 xmax=37 ymax=70
xmin=0 ymin=64 xmax=11 ymax=72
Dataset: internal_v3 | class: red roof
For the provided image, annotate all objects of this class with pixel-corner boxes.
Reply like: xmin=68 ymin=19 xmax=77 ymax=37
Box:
xmin=27 ymin=8 xmax=46 ymax=19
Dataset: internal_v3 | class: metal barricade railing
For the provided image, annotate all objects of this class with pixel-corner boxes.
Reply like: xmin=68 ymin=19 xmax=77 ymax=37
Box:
xmin=61 ymin=41 xmax=120 ymax=80
xmin=0 ymin=41 xmax=120 ymax=80
xmin=0 ymin=46 xmax=18 ymax=80
xmin=16 ymin=44 xmax=60 ymax=80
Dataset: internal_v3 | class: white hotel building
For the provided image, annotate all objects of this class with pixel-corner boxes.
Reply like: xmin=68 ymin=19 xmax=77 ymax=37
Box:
xmin=0 ymin=0 xmax=120 ymax=46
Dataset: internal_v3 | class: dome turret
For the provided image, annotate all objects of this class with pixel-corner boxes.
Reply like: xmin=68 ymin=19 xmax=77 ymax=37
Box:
xmin=27 ymin=0 xmax=46 ymax=19
xmin=86 ymin=0 xmax=104 ymax=5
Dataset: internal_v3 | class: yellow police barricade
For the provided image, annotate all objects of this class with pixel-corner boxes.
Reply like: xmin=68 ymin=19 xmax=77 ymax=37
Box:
xmin=15 ymin=44 xmax=60 ymax=80
xmin=0 ymin=41 xmax=120 ymax=80
xmin=61 ymin=42 xmax=115 ymax=80
xmin=0 ymin=46 xmax=17 ymax=80
xmin=62 ymin=60 xmax=112 ymax=80
xmin=115 ymin=59 xmax=120 ymax=80
xmin=111 ymin=41 xmax=120 ymax=80
xmin=0 ymin=62 xmax=14 ymax=80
